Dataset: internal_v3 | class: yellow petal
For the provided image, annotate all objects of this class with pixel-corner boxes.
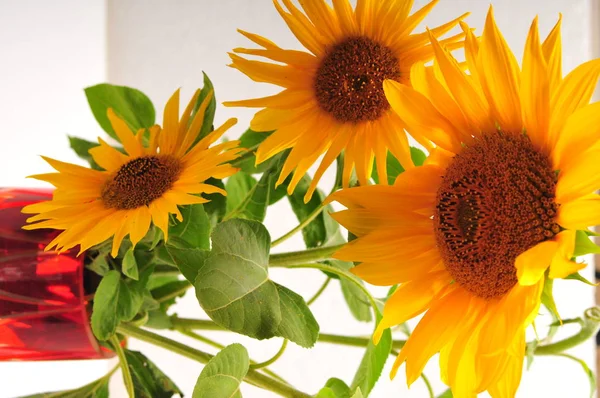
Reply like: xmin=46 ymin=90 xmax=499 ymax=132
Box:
xmin=549 ymin=230 xmax=585 ymax=279
xmin=160 ymin=89 xmax=181 ymax=155
xmin=478 ymin=7 xmax=522 ymax=132
xmin=107 ymin=109 xmax=144 ymax=158
xmin=515 ymin=241 xmax=559 ymax=285
xmin=351 ymin=250 xmax=444 ymax=286
xmin=383 ymin=80 xmax=462 ymax=153
xmin=428 ymin=32 xmax=494 ymax=134
xmin=549 ymin=59 xmax=600 ymax=144
xmin=553 ymin=102 xmax=600 ymax=170
xmin=393 ymin=285 xmax=471 ymax=383
xmin=542 ymin=14 xmax=562 ymax=97
xmin=557 ymin=194 xmax=600 ymax=230
xmin=410 ymin=63 xmax=472 ymax=137
xmin=556 ymin=149 xmax=600 ymax=203
xmin=520 ymin=17 xmax=549 ymax=149
xmin=374 ymin=270 xmax=451 ymax=344
xmin=89 ymin=138 xmax=129 ymax=172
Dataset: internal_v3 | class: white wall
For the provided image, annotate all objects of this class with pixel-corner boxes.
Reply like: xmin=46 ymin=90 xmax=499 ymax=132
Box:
xmin=1 ymin=1 xmax=597 ymax=397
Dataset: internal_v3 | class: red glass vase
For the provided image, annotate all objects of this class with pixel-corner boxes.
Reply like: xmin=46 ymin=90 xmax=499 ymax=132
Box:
xmin=0 ymin=188 xmax=112 ymax=360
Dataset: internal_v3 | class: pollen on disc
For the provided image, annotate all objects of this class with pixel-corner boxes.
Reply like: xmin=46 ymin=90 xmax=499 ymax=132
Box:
xmin=314 ymin=36 xmax=401 ymax=124
xmin=101 ymin=155 xmax=182 ymax=210
xmin=434 ymin=132 xmax=560 ymax=299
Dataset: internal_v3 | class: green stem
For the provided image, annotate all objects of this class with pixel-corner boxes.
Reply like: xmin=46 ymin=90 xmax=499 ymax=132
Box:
xmin=318 ymin=333 xmax=406 ymax=350
xmin=230 ymin=143 xmax=260 ymax=168
xmin=171 ymin=317 xmax=225 ymax=331
xmin=534 ymin=307 xmax=600 ymax=355
xmin=170 ymin=317 xmax=408 ymax=350
xmin=177 ymin=329 xmax=289 ymax=384
xmin=269 ymin=245 xmax=345 ymax=267
xmin=110 ymin=335 xmax=135 ymax=398
xmin=271 ymin=204 xmax=326 ymax=247
xmin=307 ymin=277 xmax=331 ymax=306
xmin=155 ymin=281 xmax=192 ymax=303
xmin=250 ymin=339 xmax=288 ymax=370
xmin=117 ymin=324 xmax=311 ymax=398
xmin=270 ymin=262 xmax=379 ymax=311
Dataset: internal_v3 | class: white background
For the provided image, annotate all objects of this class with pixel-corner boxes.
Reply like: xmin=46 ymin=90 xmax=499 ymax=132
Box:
xmin=0 ymin=0 xmax=598 ymax=397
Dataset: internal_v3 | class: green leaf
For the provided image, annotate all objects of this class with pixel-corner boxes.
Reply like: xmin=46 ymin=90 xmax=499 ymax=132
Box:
xmin=372 ymin=147 xmax=427 ymax=185
xmin=91 ymin=270 xmax=121 ymax=340
xmin=329 ymin=260 xmax=372 ymax=322
xmin=238 ymin=129 xmax=274 ymax=174
xmin=192 ymin=72 xmax=217 ymax=144
xmin=350 ymin=312 xmax=392 ymax=397
xmin=226 ymin=172 xmax=258 ymax=214
xmin=19 ymin=375 xmax=110 ymax=397
xmin=125 ymin=349 xmax=183 ymax=398
xmin=196 ymin=219 xmax=280 ymax=339
xmin=574 ymin=230 xmax=600 ymax=257
xmin=156 ymin=245 xmax=209 ymax=284
xmin=225 ymin=156 xmax=283 ymax=222
xmin=288 ymin=175 xmax=344 ymax=248
xmin=436 ymin=389 xmax=453 ymax=398
xmin=86 ymin=251 xmax=110 ymax=276
xmin=556 ymin=353 xmax=596 ymax=398
xmin=122 ymin=248 xmax=139 ymax=280
xmin=195 ymin=219 xmax=319 ymax=346
xmin=118 ymin=265 xmax=154 ymax=322
xmin=566 ymin=272 xmax=597 ymax=286
xmin=193 ymin=344 xmax=250 ymax=398
xmin=273 ymin=283 xmax=320 ymax=348
xmin=168 ymin=204 xmax=211 ymax=250
xmin=541 ymin=277 xmax=560 ymax=321
xmin=351 ymin=389 xmax=365 ymax=398
xmin=316 ymin=378 xmax=351 ymax=398
xmin=203 ymin=178 xmax=227 ymax=227
xmin=146 ymin=309 xmax=173 ymax=329
xmin=68 ymin=136 xmax=101 ymax=170
xmin=85 ymin=84 xmax=155 ymax=141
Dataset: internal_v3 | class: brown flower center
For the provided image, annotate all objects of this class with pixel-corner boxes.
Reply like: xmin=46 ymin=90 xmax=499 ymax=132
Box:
xmin=101 ymin=155 xmax=182 ymax=210
xmin=434 ymin=132 xmax=560 ymax=299
xmin=314 ymin=36 xmax=401 ymax=124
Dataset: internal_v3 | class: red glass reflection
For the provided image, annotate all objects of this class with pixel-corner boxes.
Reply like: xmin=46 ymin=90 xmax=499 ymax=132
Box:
xmin=0 ymin=188 xmax=111 ymax=360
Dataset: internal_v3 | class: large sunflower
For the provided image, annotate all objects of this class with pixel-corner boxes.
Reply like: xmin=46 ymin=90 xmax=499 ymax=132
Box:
xmin=23 ymin=90 xmax=242 ymax=257
xmin=330 ymin=8 xmax=600 ymax=397
xmin=225 ymin=0 xmax=468 ymax=201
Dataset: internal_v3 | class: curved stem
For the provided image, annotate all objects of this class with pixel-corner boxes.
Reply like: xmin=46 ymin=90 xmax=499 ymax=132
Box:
xmin=169 ymin=317 xmax=408 ymax=350
xmin=110 ymin=335 xmax=135 ymax=398
xmin=270 ymin=262 xmax=379 ymax=311
xmin=271 ymin=204 xmax=326 ymax=247
xmin=307 ymin=277 xmax=331 ymax=306
xmin=155 ymin=281 xmax=192 ymax=304
xmin=177 ymin=328 xmax=289 ymax=384
xmin=117 ymin=324 xmax=312 ymax=398
xmin=534 ymin=307 xmax=600 ymax=355
xmin=250 ymin=339 xmax=288 ymax=370
xmin=269 ymin=245 xmax=345 ymax=267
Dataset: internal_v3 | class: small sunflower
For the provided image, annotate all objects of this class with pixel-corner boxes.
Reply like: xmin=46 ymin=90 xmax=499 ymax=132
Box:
xmin=330 ymin=8 xmax=600 ymax=397
xmin=225 ymin=0 xmax=468 ymax=201
xmin=23 ymin=90 xmax=242 ymax=257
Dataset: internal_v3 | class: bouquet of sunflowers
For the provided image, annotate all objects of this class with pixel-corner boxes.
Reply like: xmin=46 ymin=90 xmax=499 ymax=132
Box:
xmin=17 ymin=0 xmax=600 ymax=397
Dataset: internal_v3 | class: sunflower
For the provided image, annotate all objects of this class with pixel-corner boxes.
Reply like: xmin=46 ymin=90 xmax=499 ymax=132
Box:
xmin=23 ymin=90 xmax=242 ymax=257
xmin=330 ymin=8 xmax=600 ymax=397
xmin=224 ymin=0 xmax=468 ymax=201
